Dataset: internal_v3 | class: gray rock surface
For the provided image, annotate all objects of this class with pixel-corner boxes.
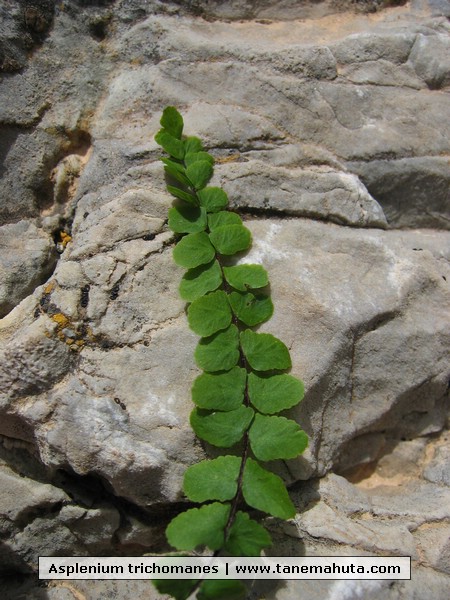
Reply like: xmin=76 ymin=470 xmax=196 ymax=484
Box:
xmin=423 ymin=433 xmax=450 ymax=486
xmin=408 ymin=32 xmax=450 ymax=88
xmin=268 ymin=436 xmax=450 ymax=598
xmin=348 ymin=156 xmax=450 ymax=229
xmin=1 ymin=218 xmax=448 ymax=508
xmin=218 ymin=160 xmax=388 ymax=227
xmin=0 ymin=0 xmax=54 ymax=73
xmin=0 ymin=0 xmax=449 ymax=598
xmin=0 ymin=456 xmax=121 ymax=572
xmin=0 ymin=220 xmax=57 ymax=318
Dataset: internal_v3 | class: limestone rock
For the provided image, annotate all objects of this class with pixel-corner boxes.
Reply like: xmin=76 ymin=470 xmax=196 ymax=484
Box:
xmin=0 ymin=221 xmax=57 ymax=318
xmin=58 ymin=504 xmax=121 ymax=551
xmin=0 ymin=129 xmax=65 ymax=225
xmin=0 ymin=1 xmax=450 ymax=597
xmin=284 ymin=472 xmax=450 ymax=558
xmin=0 ymin=2 xmax=109 ymax=225
xmin=408 ymin=32 xmax=450 ymax=89
xmin=347 ymin=157 xmax=450 ymax=229
xmin=331 ymin=32 xmax=415 ymax=65
xmin=268 ymin=457 xmax=450 ymax=599
xmin=1 ymin=217 xmax=448 ymax=507
xmin=423 ymin=436 xmax=450 ymax=486
xmin=287 ymin=499 xmax=417 ymax=556
xmin=0 ymin=0 xmax=54 ymax=73
xmin=0 ymin=458 xmax=117 ymax=571
xmin=34 ymin=331 xmax=203 ymax=506
xmin=415 ymin=524 xmax=450 ymax=575
xmin=338 ymin=59 xmax=425 ymax=89
xmin=68 ymin=188 xmax=166 ymax=260
xmin=243 ymin=219 xmax=450 ymax=476
xmin=218 ymin=160 xmax=387 ymax=228
xmin=0 ymin=460 xmax=68 ymax=531
xmin=28 ymin=580 xmax=171 ymax=600
xmin=0 ymin=315 xmax=74 ymax=411
xmin=368 ymin=480 xmax=450 ymax=525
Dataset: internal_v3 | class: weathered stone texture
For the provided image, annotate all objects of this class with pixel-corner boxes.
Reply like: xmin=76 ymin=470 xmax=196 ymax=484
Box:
xmin=0 ymin=220 xmax=57 ymax=318
xmin=0 ymin=0 xmax=449 ymax=598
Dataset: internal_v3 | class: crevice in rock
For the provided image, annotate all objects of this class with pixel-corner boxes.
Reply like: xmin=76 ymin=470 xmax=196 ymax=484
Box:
xmin=13 ymin=501 xmax=65 ymax=532
xmin=364 ymin=310 xmax=399 ymax=332
xmin=237 ymin=204 xmax=374 ymax=228
xmin=36 ymin=128 xmax=92 ymax=216
xmin=88 ymin=13 xmax=113 ymax=41
xmin=51 ymin=466 xmax=188 ymax=545
xmin=165 ymin=0 xmax=409 ymax=21
xmin=0 ymin=557 xmax=37 ymax=581
xmin=346 ymin=312 xmax=400 ymax=407
xmin=75 ymin=0 xmax=116 ymax=6
xmin=0 ymin=233 xmax=59 ymax=320
xmin=233 ymin=205 xmax=297 ymax=221
xmin=346 ymin=156 xmax=450 ymax=229
xmin=0 ymin=128 xmax=93 ymax=316
xmin=336 ymin=415 xmax=449 ymax=485
xmin=1 ymin=125 xmax=94 ymax=315
xmin=1 ymin=435 xmax=182 ymax=555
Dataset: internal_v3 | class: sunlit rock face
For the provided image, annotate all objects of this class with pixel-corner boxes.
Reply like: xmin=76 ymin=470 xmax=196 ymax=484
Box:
xmin=0 ymin=1 xmax=449 ymax=598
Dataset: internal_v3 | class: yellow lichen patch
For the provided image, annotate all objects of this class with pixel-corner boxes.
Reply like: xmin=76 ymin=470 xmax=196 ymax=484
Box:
xmin=55 ymin=230 xmax=73 ymax=254
xmin=48 ymin=312 xmax=95 ymax=351
xmin=69 ymin=339 xmax=86 ymax=352
xmin=52 ymin=313 xmax=70 ymax=329
xmin=59 ymin=231 xmax=72 ymax=247
xmin=44 ymin=280 xmax=56 ymax=295
xmin=40 ymin=284 xmax=96 ymax=351
xmin=215 ymin=153 xmax=241 ymax=164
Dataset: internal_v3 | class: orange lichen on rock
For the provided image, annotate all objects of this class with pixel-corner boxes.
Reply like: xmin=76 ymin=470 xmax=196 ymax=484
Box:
xmin=51 ymin=313 xmax=70 ymax=329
